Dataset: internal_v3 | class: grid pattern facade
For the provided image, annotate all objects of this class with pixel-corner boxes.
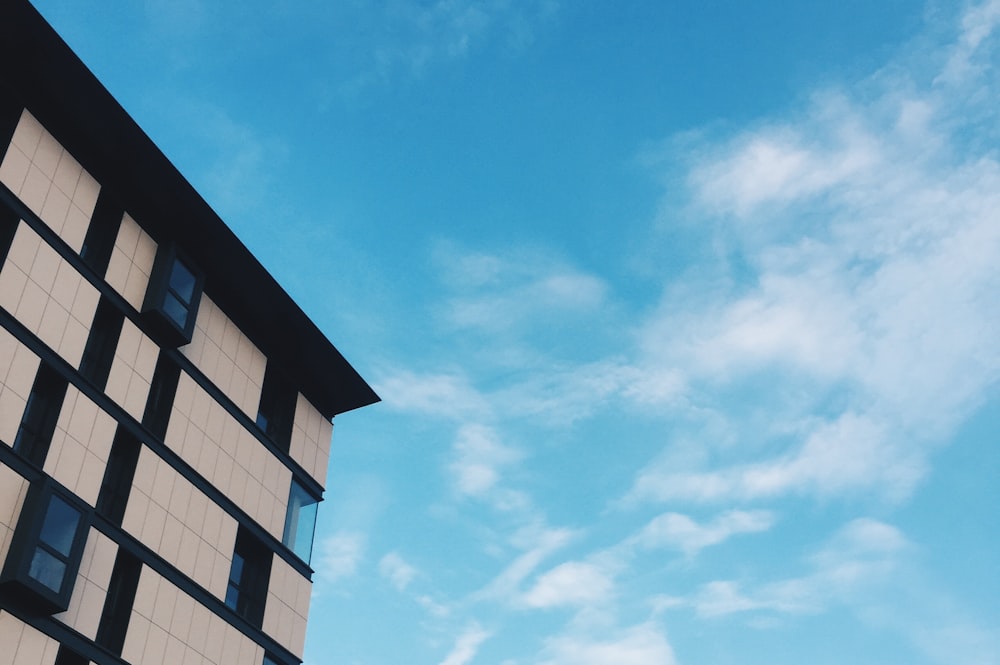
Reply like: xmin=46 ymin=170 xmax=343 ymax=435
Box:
xmin=0 ymin=5 xmax=377 ymax=665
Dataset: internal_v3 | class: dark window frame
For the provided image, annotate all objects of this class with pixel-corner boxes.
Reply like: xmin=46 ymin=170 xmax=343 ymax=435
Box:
xmin=143 ymin=352 xmax=181 ymax=440
xmin=282 ymin=480 xmax=319 ymax=564
xmin=0 ymin=478 xmax=90 ymax=614
xmin=95 ymin=548 xmax=142 ymax=655
xmin=256 ymin=363 xmax=296 ymax=453
xmin=79 ymin=189 xmax=123 ymax=277
xmin=78 ymin=296 xmax=124 ymax=391
xmin=14 ymin=362 xmax=68 ymax=468
xmin=96 ymin=427 xmax=141 ymax=527
xmin=142 ymin=242 xmax=204 ymax=346
xmin=226 ymin=527 xmax=272 ymax=628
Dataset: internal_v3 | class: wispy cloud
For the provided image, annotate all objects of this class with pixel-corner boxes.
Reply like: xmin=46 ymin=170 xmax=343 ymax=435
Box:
xmin=379 ymin=551 xmax=419 ymax=591
xmin=537 ymin=622 xmax=677 ymax=665
xmin=449 ymin=423 xmax=523 ymax=499
xmin=315 ymin=531 xmax=367 ymax=584
xmin=688 ymin=518 xmax=907 ymax=618
xmin=520 ymin=561 xmax=615 ymax=609
xmin=437 ymin=622 xmax=492 ymax=665
xmin=624 ymin=0 xmax=1000 ymax=506
xmin=631 ymin=509 xmax=776 ymax=558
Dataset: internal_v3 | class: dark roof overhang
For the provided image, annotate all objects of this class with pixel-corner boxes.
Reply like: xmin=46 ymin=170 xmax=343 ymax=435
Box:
xmin=0 ymin=1 xmax=379 ymax=419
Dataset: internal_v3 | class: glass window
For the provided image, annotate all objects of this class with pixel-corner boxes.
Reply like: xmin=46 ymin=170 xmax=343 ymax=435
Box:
xmin=97 ymin=428 xmax=141 ymax=526
xmin=79 ymin=297 xmax=124 ymax=390
xmin=283 ymin=481 xmax=318 ymax=564
xmin=142 ymin=243 xmax=203 ymax=346
xmin=29 ymin=494 xmax=81 ymax=592
xmin=96 ymin=549 xmax=142 ymax=655
xmin=256 ymin=363 xmax=296 ymax=452
xmin=14 ymin=363 xmax=68 ymax=467
xmin=226 ymin=527 xmax=271 ymax=628
xmin=0 ymin=481 xmax=88 ymax=613
xmin=80 ymin=189 xmax=123 ymax=276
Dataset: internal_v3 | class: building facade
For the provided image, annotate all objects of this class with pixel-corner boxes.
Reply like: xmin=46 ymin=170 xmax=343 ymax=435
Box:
xmin=0 ymin=4 xmax=379 ymax=665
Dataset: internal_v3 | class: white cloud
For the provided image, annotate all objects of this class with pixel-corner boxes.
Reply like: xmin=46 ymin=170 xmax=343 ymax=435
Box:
xmin=477 ymin=526 xmax=576 ymax=603
xmin=315 ymin=531 xmax=366 ymax=584
xmin=689 ymin=518 xmax=907 ymax=618
xmin=449 ymin=424 xmax=522 ymax=498
xmin=438 ymin=246 xmax=609 ymax=334
xmin=625 ymin=1 xmax=1000 ymax=505
xmin=633 ymin=510 xmax=775 ymax=557
xmin=379 ymin=551 xmax=418 ymax=591
xmin=537 ymin=623 xmax=677 ymax=665
xmin=375 ymin=369 xmax=491 ymax=421
xmin=438 ymin=623 xmax=492 ymax=665
xmin=520 ymin=561 xmax=614 ymax=609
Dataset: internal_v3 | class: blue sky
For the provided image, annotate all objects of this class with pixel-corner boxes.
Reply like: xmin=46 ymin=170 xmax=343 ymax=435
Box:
xmin=31 ymin=1 xmax=1000 ymax=664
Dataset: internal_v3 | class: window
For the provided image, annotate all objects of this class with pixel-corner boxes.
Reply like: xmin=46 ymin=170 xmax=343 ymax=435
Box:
xmin=256 ymin=363 xmax=296 ymax=452
xmin=79 ymin=190 xmax=123 ymax=276
xmin=226 ymin=527 xmax=272 ymax=628
xmin=79 ymin=297 xmax=124 ymax=390
xmin=95 ymin=549 xmax=141 ymax=655
xmin=142 ymin=352 xmax=180 ymax=440
xmin=142 ymin=243 xmax=203 ymax=345
xmin=283 ymin=480 xmax=318 ymax=564
xmin=0 ymin=480 xmax=89 ymax=614
xmin=96 ymin=428 xmax=141 ymax=526
xmin=14 ymin=363 xmax=68 ymax=467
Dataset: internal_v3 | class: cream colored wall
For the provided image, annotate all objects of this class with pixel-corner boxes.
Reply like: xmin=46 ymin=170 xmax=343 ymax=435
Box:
xmin=122 ymin=447 xmax=238 ymax=602
xmin=263 ymin=555 xmax=312 ymax=658
xmin=104 ymin=212 xmax=156 ymax=310
xmin=122 ymin=566 xmax=265 ymax=665
xmin=0 ymin=327 xmax=40 ymax=444
xmin=182 ymin=295 xmax=266 ymax=419
xmin=104 ymin=318 xmax=159 ymax=421
xmin=0 ymin=222 xmax=100 ymax=367
xmin=55 ymin=528 xmax=117 ymax=640
xmin=289 ymin=393 xmax=333 ymax=485
xmin=0 ymin=463 xmax=28 ymax=565
xmin=0 ymin=110 xmax=100 ymax=254
xmin=43 ymin=385 xmax=117 ymax=506
xmin=0 ymin=611 xmax=61 ymax=665
xmin=167 ymin=372 xmax=291 ymax=541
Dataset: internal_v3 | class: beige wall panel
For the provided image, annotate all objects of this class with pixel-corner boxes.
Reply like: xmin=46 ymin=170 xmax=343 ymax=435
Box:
xmin=182 ymin=296 xmax=266 ymax=419
xmin=0 ymin=464 xmax=28 ymax=565
xmin=0 ymin=328 xmax=40 ymax=444
xmin=43 ymin=386 xmax=116 ymax=506
xmin=0 ymin=111 xmax=99 ymax=253
xmin=0 ymin=611 xmax=60 ymax=665
xmin=289 ymin=392 xmax=333 ymax=484
xmin=121 ymin=568 xmax=264 ymax=665
xmin=122 ymin=447 xmax=237 ymax=601
xmin=105 ymin=213 xmax=156 ymax=311
xmin=167 ymin=373 xmax=291 ymax=540
xmin=104 ymin=318 xmax=158 ymax=421
xmin=55 ymin=528 xmax=117 ymax=640
xmin=0 ymin=224 xmax=99 ymax=367
xmin=263 ymin=555 xmax=312 ymax=658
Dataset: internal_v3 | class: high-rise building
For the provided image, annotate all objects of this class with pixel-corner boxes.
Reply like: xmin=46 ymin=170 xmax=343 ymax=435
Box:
xmin=0 ymin=3 xmax=379 ymax=665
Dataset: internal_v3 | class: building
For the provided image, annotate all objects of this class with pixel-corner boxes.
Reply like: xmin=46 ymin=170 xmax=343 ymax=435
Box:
xmin=0 ymin=3 xmax=379 ymax=665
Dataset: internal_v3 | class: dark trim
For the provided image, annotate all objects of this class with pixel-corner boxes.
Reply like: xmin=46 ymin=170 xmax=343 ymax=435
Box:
xmin=0 ymin=599 xmax=132 ymax=665
xmin=0 ymin=456 xmax=301 ymax=665
xmin=0 ymin=306 xmax=315 ymax=581
xmin=90 ymin=514 xmax=299 ymax=665
xmin=0 ymin=83 xmax=22 ymax=162
xmin=1 ymin=181 xmax=326 ymax=499
xmin=0 ymin=1 xmax=378 ymax=419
